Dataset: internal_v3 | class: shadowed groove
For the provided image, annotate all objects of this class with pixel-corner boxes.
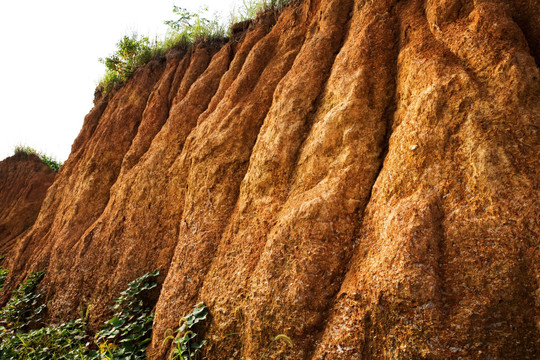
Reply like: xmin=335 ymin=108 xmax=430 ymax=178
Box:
xmin=302 ymin=0 xmax=402 ymax=357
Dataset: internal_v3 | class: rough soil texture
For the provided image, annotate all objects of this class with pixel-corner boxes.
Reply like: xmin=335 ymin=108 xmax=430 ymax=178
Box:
xmin=1 ymin=0 xmax=538 ymax=359
xmin=0 ymin=153 xmax=55 ymax=256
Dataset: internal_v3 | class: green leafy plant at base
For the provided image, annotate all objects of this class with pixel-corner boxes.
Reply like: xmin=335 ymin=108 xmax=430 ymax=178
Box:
xmin=163 ymin=303 xmax=208 ymax=360
xmin=0 ymin=269 xmax=285 ymax=359
xmin=14 ymin=145 xmax=63 ymax=172
xmin=0 ymin=271 xmax=46 ymax=332
xmin=0 ymin=270 xmax=91 ymax=359
xmin=0 ymin=318 xmax=90 ymax=359
xmin=0 ymin=270 xmax=161 ymax=359
xmin=93 ymin=270 xmax=159 ymax=360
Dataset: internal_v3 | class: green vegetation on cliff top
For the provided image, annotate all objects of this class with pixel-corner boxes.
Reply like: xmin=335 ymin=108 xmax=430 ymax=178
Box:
xmin=14 ymin=145 xmax=63 ymax=172
xmin=98 ymin=0 xmax=291 ymax=94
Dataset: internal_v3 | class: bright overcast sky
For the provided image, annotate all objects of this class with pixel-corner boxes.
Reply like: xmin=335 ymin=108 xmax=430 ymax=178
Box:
xmin=0 ymin=0 xmax=239 ymax=162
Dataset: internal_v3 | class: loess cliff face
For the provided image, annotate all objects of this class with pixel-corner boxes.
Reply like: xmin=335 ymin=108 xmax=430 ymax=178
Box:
xmin=0 ymin=153 xmax=55 ymax=256
xmin=1 ymin=0 xmax=539 ymax=358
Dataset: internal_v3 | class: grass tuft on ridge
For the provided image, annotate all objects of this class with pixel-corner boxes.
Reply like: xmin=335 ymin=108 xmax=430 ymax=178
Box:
xmin=13 ymin=145 xmax=63 ymax=172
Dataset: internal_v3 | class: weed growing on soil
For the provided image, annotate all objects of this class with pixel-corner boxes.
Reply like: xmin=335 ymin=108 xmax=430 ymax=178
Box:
xmin=272 ymin=333 xmax=293 ymax=347
xmin=163 ymin=303 xmax=208 ymax=360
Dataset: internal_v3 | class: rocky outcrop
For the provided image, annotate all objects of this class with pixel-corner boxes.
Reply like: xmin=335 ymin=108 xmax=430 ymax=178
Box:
xmin=1 ymin=0 xmax=538 ymax=358
xmin=0 ymin=153 xmax=55 ymax=256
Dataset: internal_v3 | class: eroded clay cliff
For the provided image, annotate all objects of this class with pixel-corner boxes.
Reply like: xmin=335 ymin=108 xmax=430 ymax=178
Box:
xmin=0 ymin=153 xmax=55 ymax=256
xmin=1 ymin=0 xmax=539 ymax=358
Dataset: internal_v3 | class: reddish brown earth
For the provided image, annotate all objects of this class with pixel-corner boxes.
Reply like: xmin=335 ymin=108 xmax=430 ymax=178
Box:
xmin=1 ymin=0 xmax=539 ymax=358
xmin=0 ymin=153 xmax=55 ymax=256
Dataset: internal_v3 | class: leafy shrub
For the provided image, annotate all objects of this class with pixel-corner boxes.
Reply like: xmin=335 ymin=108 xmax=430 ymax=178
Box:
xmin=13 ymin=145 xmax=63 ymax=172
xmin=98 ymin=34 xmax=159 ymax=93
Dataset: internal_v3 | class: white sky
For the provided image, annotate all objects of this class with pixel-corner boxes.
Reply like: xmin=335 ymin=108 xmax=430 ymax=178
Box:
xmin=0 ymin=0 xmax=239 ymax=162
